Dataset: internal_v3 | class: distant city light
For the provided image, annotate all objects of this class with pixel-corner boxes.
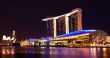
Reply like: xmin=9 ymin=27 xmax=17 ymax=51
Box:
xmin=2 ymin=35 xmax=7 ymax=40
xmin=7 ymin=36 xmax=11 ymax=40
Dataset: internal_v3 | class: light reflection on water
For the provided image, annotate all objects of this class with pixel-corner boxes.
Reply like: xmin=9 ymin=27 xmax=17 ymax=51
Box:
xmin=1 ymin=46 xmax=15 ymax=55
xmin=0 ymin=46 xmax=110 ymax=58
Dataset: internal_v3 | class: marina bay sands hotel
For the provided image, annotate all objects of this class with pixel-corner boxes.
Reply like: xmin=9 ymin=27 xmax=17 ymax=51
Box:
xmin=42 ymin=8 xmax=82 ymax=37
xmin=41 ymin=8 xmax=107 ymax=46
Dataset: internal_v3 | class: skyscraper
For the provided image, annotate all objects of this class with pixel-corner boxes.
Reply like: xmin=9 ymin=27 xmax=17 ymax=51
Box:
xmin=56 ymin=17 xmax=66 ymax=36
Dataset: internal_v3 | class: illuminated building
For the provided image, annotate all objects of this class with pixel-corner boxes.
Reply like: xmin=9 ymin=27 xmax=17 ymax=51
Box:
xmin=45 ymin=19 xmax=54 ymax=36
xmin=41 ymin=8 xmax=109 ymax=47
xmin=2 ymin=35 xmax=12 ymax=45
xmin=42 ymin=8 xmax=82 ymax=37
xmin=2 ymin=30 xmax=16 ymax=45
xmin=90 ymin=30 xmax=108 ymax=44
xmin=56 ymin=17 xmax=66 ymax=36
xmin=49 ymin=30 xmax=96 ymax=46
xmin=20 ymin=38 xmax=40 ymax=46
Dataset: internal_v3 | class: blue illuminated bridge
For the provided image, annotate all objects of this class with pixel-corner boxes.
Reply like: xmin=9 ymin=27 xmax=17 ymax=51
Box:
xmin=42 ymin=30 xmax=96 ymax=40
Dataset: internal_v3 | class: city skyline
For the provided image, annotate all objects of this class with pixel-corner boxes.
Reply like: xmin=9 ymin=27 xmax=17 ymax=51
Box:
xmin=0 ymin=0 xmax=110 ymax=39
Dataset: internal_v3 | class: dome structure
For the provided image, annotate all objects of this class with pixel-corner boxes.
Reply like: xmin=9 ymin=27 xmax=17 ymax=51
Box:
xmin=90 ymin=30 xmax=108 ymax=44
xmin=90 ymin=30 xmax=108 ymax=37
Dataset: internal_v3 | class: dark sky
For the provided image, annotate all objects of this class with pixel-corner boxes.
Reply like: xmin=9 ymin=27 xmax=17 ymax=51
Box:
xmin=0 ymin=0 xmax=110 ymax=39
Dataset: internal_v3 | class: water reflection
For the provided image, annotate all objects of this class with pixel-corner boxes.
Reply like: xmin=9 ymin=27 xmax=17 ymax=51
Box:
xmin=0 ymin=46 xmax=110 ymax=58
xmin=102 ymin=48 xmax=108 ymax=58
xmin=1 ymin=46 xmax=15 ymax=55
xmin=1 ymin=46 xmax=15 ymax=58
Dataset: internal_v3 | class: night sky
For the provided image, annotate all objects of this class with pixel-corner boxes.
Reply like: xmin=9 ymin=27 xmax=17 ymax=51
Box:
xmin=0 ymin=0 xmax=110 ymax=40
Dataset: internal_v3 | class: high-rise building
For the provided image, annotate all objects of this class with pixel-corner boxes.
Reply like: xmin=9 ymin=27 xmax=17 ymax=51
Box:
xmin=56 ymin=17 xmax=66 ymax=36
xmin=46 ymin=19 xmax=54 ymax=36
